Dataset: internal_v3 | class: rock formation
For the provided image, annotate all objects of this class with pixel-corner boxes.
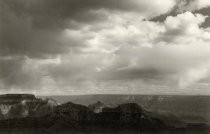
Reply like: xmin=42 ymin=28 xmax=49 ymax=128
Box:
xmin=0 ymin=94 xmax=209 ymax=134
xmin=0 ymin=94 xmax=57 ymax=119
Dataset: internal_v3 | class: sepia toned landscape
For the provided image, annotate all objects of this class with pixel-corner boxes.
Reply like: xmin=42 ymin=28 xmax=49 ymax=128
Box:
xmin=1 ymin=0 xmax=210 ymax=133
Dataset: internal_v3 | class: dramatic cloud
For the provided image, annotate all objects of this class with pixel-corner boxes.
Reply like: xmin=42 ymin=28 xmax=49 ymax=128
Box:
xmin=157 ymin=12 xmax=208 ymax=43
xmin=0 ymin=0 xmax=176 ymax=57
xmin=151 ymin=0 xmax=210 ymax=28
xmin=44 ymin=12 xmax=210 ymax=94
xmin=0 ymin=0 xmax=210 ymax=95
xmin=177 ymin=0 xmax=210 ymax=12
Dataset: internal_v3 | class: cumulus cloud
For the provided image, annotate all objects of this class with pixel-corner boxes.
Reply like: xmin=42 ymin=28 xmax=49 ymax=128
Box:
xmin=45 ymin=12 xmax=210 ymax=92
xmin=105 ymin=12 xmax=210 ymax=88
xmin=157 ymin=12 xmax=208 ymax=43
xmin=151 ymin=0 xmax=210 ymax=28
xmin=177 ymin=0 xmax=210 ymax=12
xmin=0 ymin=0 xmax=210 ymax=95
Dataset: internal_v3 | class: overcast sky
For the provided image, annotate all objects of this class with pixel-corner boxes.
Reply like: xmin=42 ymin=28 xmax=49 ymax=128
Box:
xmin=0 ymin=0 xmax=210 ymax=95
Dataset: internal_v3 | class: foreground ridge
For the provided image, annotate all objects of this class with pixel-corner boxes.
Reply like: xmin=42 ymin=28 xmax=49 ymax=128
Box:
xmin=0 ymin=94 xmax=209 ymax=134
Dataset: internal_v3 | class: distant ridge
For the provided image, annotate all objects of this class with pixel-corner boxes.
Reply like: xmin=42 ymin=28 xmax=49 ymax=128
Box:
xmin=0 ymin=94 xmax=35 ymax=99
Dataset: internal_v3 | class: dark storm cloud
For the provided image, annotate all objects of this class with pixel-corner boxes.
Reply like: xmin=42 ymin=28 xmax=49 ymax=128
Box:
xmin=0 ymin=57 xmax=40 ymax=89
xmin=1 ymin=0 xmax=167 ymax=30
xmin=1 ymin=0 xmax=107 ymax=30
xmin=0 ymin=0 xmax=72 ymax=58
xmin=98 ymin=68 xmax=164 ymax=81
xmin=0 ymin=57 xmax=23 ymax=86
xmin=0 ymin=0 xmax=174 ymax=58
xmin=0 ymin=0 xmax=210 ymax=95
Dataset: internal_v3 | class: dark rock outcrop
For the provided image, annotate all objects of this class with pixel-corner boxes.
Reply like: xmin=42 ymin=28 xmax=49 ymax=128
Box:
xmin=0 ymin=102 xmax=180 ymax=133
xmin=0 ymin=98 xmax=209 ymax=134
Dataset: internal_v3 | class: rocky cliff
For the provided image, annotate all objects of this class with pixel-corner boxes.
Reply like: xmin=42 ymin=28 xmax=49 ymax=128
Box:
xmin=0 ymin=94 xmax=57 ymax=119
xmin=0 ymin=95 xmax=209 ymax=134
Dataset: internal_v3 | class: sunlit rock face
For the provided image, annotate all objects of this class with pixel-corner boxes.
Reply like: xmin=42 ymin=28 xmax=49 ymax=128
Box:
xmin=33 ymin=98 xmax=58 ymax=117
xmin=88 ymin=101 xmax=106 ymax=113
xmin=0 ymin=105 xmax=12 ymax=115
xmin=0 ymin=94 xmax=35 ymax=119
xmin=0 ymin=94 xmax=57 ymax=119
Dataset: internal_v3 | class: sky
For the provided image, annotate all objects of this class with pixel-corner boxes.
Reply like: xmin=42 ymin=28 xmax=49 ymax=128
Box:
xmin=0 ymin=0 xmax=210 ymax=95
